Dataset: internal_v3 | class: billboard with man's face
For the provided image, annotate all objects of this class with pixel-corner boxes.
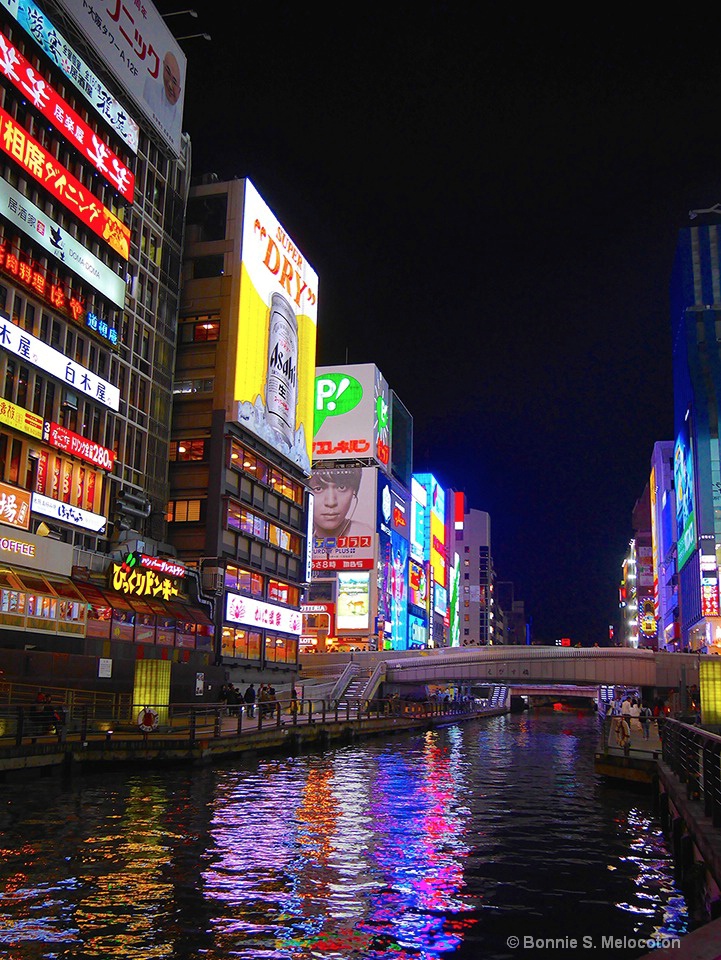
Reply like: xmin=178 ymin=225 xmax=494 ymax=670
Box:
xmin=232 ymin=180 xmax=319 ymax=473
xmin=311 ymin=466 xmax=375 ymax=571
xmin=314 ymin=364 xmax=391 ymax=472
xmin=56 ymin=0 xmax=186 ymax=155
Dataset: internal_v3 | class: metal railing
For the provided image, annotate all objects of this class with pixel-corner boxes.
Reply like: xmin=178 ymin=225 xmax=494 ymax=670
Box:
xmin=0 ymin=695 xmax=488 ymax=750
xmin=661 ymin=718 xmax=721 ymax=828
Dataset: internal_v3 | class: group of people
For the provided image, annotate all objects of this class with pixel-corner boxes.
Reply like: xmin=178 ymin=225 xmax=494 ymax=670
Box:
xmin=610 ymin=694 xmax=654 ymax=746
xmin=219 ymin=682 xmax=300 ymax=719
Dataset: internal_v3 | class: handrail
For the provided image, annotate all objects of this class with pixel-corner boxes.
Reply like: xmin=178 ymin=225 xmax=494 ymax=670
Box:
xmin=0 ymin=694 xmax=496 ymax=752
xmin=361 ymin=660 xmax=387 ymax=702
xmin=660 ymin=718 xmax=721 ymax=828
xmin=326 ymin=661 xmax=359 ymax=705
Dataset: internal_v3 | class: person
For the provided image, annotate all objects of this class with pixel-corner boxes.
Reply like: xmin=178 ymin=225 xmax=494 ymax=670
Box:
xmin=621 ymin=696 xmax=632 ymax=722
xmin=143 ymin=50 xmax=182 ymax=136
xmin=613 ymin=715 xmax=631 ymax=752
xmin=629 ymin=699 xmax=641 ymax=732
xmin=640 ymin=702 xmax=652 ymax=740
xmin=258 ymin=684 xmax=269 ymax=718
xmin=244 ymin=683 xmax=256 ymax=718
xmin=227 ymin=684 xmax=239 ymax=715
xmin=290 ymin=685 xmax=299 ymax=716
xmin=310 ymin=468 xmax=372 ymax=540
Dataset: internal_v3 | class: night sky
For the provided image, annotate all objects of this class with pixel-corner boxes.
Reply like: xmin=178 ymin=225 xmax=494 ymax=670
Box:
xmin=155 ymin=2 xmax=721 ymax=644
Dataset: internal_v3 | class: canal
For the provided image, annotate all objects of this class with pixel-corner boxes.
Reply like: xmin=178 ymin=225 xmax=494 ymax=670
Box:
xmin=0 ymin=710 xmax=689 ymax=959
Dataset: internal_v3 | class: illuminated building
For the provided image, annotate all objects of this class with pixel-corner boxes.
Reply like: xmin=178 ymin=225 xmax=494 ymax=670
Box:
xmin=649 ymin=441 xmax=679 ymax=650
xmin=670 ymin=219 xmax=721 ymax=652
xmin=168 ymin=177 xmax=318 ymax=684
xmin=0 ymin=0 xmax=221 ymax=699
xmin=305 ymin=365 xmax=413 ymax=652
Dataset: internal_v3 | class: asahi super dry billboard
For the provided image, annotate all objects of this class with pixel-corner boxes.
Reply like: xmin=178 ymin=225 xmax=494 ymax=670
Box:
xmin=232 ymin=180 xmax=318 ymax=473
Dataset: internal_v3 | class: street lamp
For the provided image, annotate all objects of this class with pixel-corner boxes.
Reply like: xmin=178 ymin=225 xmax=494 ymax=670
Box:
xmin=177 ymin=33 xmax=211 ymax=40
xmin=162 ymin=9 xmax=198 ymax=16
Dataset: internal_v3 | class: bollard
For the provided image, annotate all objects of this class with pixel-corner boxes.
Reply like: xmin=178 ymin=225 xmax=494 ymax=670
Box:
xmin=236 ymin=706 xmax=243 ymax=736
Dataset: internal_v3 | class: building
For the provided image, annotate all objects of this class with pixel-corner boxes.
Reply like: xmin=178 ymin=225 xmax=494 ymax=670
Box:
xmin=0 ymin=0 xmax=220 ymax=703
xmin=670 ymin=220 xmax=721 ymax=651
xmin=304 ymin=363 xmax=414 ymax=652
xmin=453 ymin=501 xmax=495 ymax=646
xmin=169 ymin=176 xmax=319 ymax=686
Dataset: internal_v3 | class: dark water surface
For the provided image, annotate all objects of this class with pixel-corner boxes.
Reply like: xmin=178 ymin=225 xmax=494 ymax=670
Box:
xmin=0 ymin=711 xmax=688 ymax=959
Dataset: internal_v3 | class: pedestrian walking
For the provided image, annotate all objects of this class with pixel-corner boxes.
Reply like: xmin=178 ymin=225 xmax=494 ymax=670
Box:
xmin=244 ymin=683 xmax=256 ymax=718
xmin=640 ymin=703 xmax=652 ymax=740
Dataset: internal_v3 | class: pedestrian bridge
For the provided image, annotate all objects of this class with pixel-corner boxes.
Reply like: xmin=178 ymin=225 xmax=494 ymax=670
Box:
xmin=380 ymin=646 xmax=700 ymax=691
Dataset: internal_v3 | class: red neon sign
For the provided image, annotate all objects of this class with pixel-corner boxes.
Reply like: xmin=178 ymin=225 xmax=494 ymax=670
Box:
xmin=0 ymin=238 xmax=84 ymax=324
xmin=0 ymin=31 xmax=134 ymax=202
xmin=0 ymin=106 xmax=130 ymax=259
xmin=46 ymin=422 xmax=116 ymax=472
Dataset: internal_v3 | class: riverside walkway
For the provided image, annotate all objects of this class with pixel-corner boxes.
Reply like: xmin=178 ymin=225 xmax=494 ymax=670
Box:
xmin=0 ymin=695 xmax=508 ymax=779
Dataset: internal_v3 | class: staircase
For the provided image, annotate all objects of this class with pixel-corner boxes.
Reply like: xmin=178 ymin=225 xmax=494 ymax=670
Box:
xmin=335 ymin=670 xmax=372 ymax=713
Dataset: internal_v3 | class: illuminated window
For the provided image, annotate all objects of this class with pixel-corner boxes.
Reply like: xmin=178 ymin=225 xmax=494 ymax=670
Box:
xmin=166 ymin=499 xmax=204 ymax=522
xmin=170 ymin=439 xmax=207 ymax=461
xmin=268 ymin=579 xmax=299 ymax=605
xmin=172 ymin=378 xmax=214 ymax=395
xmin=225 ymin=564 xmax=263 ymax=597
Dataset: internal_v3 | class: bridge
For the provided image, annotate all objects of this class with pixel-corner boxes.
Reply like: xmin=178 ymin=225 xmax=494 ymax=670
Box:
xmin=300 ymin=646 xmax=703 ymax=699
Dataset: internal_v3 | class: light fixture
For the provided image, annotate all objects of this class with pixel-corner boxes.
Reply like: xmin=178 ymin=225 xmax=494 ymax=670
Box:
xmin=177 ymin=32 xmax=211 ymax=40
xmin=162 ymin=8 xmax=198 ymax=16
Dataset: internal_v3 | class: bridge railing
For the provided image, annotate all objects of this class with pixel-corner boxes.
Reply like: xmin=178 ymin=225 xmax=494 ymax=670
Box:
xmin=661 ymin=718 xmax=721 ymax=828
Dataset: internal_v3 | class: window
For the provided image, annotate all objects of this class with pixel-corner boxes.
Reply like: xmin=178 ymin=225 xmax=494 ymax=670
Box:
xmin=166 ymin=499 xmax=204 ymax=522
xmin=173 ymin=377 xmax=214 ymax=395
xmin=192 ymin=254 xmax=224 ymax=278
xmin=225 ymin=564 xmax=263 ymax=597
xmin=170 ymin=439 xmax=207 ymax=461
xmin=179 ymin=314 xmax=220 ymax=343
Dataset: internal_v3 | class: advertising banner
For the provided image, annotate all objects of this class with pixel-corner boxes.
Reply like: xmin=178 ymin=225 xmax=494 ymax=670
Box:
xmin=0 ymin=28 xmax=134 ymax=200
xmin=336 ymin=571 xmax=370 ymax=630
xmin=0 ymin=178 xmax=126 ymax=308
xmin=0 ymin=397 xmax=43 ymax=439
xmin=408 ymin=611 xmax=427 ymax=649
xmin=675 ymin=415 xmax=697 ymax=571
xmin=109 ymin=562 xmax=180 ymax=601
xmin=55 ymin=0 xmax=184 ymax=156
xmin=0 ymin=0 xmax=139 ymax=152
xmin=0 ymin=316 xmax=120 ymax=410
xmin=410 ymin=477 xmax=427 ymax=563
xmin=226 ymin=592 xmax=302 ymax=636
xmin=31 ymin=491 xmax=106 ymax=532
xmin=409 ymin=560 xmax=429 ymax=611
xmin=377 ymin=472 xmax=410 ymax=541
xmin=232 ymin=180 xmax=318 ymax=472
xmin=0 ymin=106 xmax=130 ymax=258
xmin=314 ymin=363 xmax=391 ymax=471
xmin=0 ymin=480 xmax=31 ymax=529
xmin=311 ymin=465 xmax=375 ymax=570
xmin=45 ymin=423 xmax=116 ymax=471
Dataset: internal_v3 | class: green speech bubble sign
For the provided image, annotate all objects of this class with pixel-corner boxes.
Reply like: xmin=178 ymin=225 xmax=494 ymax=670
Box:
xmin=314 ymin=374 xmax=363 ymax=433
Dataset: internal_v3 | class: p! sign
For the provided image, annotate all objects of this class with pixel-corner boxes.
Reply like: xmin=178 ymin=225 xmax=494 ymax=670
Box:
xmin=314 ymin=374 xmax=363 ymax=433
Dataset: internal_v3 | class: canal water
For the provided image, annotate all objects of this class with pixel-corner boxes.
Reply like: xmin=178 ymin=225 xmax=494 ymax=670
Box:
xmin=0 ymin=711 xmax=688 ymax=959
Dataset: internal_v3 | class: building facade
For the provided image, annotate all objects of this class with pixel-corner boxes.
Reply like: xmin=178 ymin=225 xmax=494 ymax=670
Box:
xmin=0 ymin=0 xmax=217 ymax=702
xmin=169 ymin=176 xmax=318 ymax=685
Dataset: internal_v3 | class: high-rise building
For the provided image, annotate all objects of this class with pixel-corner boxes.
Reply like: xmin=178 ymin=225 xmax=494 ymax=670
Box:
xmin=169 ymin=176 xmax=319 ymax=686
xmin=305 ymin=363 xmax=414 ymax=652
xmin=0 ymin=0 xmax=216 ymax=701
xmin=671 ymin=220 xmax=721 ymax=651
xmin=452 ymin=499 xmax=495 ymax=646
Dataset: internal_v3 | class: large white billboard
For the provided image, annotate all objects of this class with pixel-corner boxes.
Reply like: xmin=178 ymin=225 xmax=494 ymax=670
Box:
xmin=55 ymin=0 xmax=185 ymax=156
xmin=313 ymin=363 xmax=391 ymax=472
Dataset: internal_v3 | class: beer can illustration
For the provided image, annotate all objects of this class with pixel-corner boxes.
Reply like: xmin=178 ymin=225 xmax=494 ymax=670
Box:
xmin=265 ymin=292 xmax=298 ymax=446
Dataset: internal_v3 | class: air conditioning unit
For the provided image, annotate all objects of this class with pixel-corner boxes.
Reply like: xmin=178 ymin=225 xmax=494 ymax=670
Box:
xmin=202 ymin=568 xmax=224 ymax=593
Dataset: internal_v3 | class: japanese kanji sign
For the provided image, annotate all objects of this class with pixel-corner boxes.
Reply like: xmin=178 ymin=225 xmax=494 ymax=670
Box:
xmin=0 ymin=28 xmax=135 ymax=201
xmin=110 ymin=561 xmax=180 ymax=601
xmin=0 ymin=105 xmax=130 ymax=259
xmin=0 ymin=481 xmax=31 ymax=530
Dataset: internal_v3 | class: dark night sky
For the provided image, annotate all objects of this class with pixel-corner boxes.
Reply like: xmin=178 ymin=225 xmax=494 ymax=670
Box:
xmin=155 ymin=2 xmax=721 ymax=644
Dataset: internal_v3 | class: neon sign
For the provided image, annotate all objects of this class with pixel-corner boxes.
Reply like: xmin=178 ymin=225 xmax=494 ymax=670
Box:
xmin=45 ymin=423 xmax=116 ymax=471
xmin=0 ymin=106 xmax=130 ymax=259
xmin=0 ymin=29 xmax=134 ymax=200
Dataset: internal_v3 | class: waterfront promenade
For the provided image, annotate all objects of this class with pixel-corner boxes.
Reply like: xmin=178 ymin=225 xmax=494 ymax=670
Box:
xmin=0 ymin=696 xmax=507 ymax=778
